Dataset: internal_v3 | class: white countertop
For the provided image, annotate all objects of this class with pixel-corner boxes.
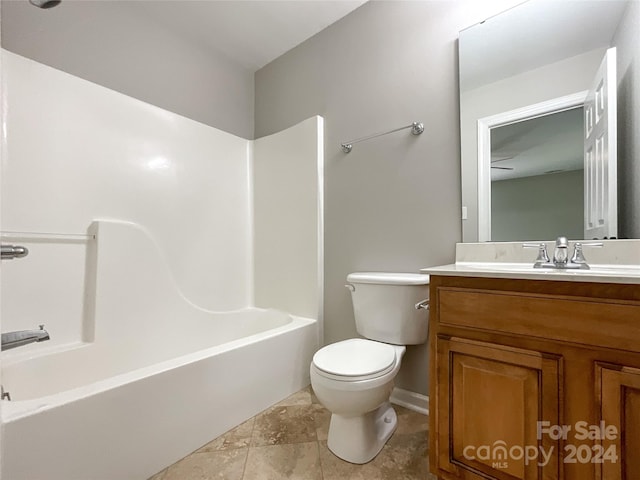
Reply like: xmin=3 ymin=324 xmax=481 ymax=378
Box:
xmin=421 ymin=262 xmax=640 ymax=284
xmin=421 ymin=240 xmax=640 ymax=285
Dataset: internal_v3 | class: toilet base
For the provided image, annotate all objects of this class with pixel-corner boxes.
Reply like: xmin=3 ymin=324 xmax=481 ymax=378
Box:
xmin=327 ymin=402 xmax=398 ymax=464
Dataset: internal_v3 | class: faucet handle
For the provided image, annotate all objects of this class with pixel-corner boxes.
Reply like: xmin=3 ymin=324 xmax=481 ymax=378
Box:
xmin=570 ymin=242 xmax=603 ymax=267
xmin=523 ymin=242 xmax=550 ymax=266
xmin=579 ymin=241 xmax=604 ymax=247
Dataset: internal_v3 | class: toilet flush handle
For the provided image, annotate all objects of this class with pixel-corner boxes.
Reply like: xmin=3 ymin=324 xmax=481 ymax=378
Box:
xmin=345 ymin=283 xmax=355 ymax=292
xmin=415 ymin=299 xmax=429 ymax=310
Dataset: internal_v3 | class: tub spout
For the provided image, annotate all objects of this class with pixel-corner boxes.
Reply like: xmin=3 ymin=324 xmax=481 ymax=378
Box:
xmin=1 ymin=325 xmax=50 ymax=351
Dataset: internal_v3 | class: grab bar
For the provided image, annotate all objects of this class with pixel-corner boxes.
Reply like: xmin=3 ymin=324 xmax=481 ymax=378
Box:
xmin=1 ymin=244 xmax=29 ymax=260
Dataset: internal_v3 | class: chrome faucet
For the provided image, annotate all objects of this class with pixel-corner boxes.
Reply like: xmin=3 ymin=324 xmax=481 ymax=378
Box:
xmin=1 ymin=325 xmax=50 ymax=350
xmin=524 ymin=237 xmax=603 ymax=270
xmin=552 ymin=236 xmax=570 ymax=267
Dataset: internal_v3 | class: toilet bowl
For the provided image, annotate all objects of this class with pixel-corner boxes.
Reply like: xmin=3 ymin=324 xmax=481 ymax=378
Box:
xmin=311 ymin=338 xmax=406 ymax=464
xmin=310 ymin=272 xmax=430 ymax=464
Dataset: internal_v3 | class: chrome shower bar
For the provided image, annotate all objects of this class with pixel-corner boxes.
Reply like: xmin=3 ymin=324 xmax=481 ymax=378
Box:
xmin=340 ymin=121 xmax=424 ymax=153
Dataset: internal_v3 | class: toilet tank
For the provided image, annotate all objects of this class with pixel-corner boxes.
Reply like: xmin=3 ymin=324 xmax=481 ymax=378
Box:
xmin=346 ymin=272 xmax=430 ymax=345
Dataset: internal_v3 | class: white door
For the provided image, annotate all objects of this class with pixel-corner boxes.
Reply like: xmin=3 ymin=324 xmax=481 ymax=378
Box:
xmin=584 ymin=47 xmax=617 ymax=240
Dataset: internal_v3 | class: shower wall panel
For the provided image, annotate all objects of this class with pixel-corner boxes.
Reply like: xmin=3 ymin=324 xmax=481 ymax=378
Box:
xmin=1 ymin=50 xmax=252 ymax=347
xmin=253 ymin=117 xmax=324 ymax=324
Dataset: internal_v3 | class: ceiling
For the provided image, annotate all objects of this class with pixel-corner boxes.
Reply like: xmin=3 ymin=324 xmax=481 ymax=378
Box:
xmin=123 ymin=0 xmax=368 ymax=71
xmin=460 ymin=0 xmax=629 ymax=91
xmin=490 ymin=107 xmax=584 ymax=182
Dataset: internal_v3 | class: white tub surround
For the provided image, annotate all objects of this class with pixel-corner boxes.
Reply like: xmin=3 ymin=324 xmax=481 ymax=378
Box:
xmin=1 ymin=50 xmax=326 ymax=351
xmin=1 ymin=220 xmax=318 ymax=480
xmin=422 ymin=240 xmax=640 ymax=284
xmin=1 ymin=49 xmax=252 ymax=353
xmin=1 ymin=52 xmax=324 ymax=480
xmin=253 ymin=116 xmax=324 ymax=325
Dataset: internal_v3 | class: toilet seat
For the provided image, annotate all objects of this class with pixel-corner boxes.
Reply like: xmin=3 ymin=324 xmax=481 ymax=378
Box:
xmin=312 ymin=339 xmax=398 ymax=382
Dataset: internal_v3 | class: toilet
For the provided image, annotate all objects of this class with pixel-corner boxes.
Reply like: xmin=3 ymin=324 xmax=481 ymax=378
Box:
xmin=310 ymin=272 xmax=430 ymax=464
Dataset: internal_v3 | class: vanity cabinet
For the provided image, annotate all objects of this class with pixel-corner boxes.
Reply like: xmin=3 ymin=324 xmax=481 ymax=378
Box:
xmin=428 ymin=275 xmax=640 ymax=480
xmin=597 ymin=365 xmax=640 ymax=480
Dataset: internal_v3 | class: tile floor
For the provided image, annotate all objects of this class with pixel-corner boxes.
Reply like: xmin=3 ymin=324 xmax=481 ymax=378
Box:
xmin=148 ymin=386 xmax=435 ymax=480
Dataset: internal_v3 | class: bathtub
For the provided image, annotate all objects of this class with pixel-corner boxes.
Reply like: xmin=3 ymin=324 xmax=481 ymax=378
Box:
xmin=1 ymin=221 xmax=319 ymax=479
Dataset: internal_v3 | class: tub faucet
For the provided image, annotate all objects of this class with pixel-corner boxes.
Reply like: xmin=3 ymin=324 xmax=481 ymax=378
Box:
xmin=1 ymin=325 xmax=50 ymax=351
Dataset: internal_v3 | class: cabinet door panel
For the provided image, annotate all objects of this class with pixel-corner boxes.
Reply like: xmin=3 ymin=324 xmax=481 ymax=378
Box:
xmin=597 ymin=364 xmax=640 ymax=480
xmin=436 ymin=336 xmax=562 ymax=480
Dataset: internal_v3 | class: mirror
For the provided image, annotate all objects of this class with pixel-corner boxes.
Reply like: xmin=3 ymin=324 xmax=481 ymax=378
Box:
xmin=459 ymin=0 xmax=638 ymax=242
xmin=491 ymin=108 xmax=584 ymax=241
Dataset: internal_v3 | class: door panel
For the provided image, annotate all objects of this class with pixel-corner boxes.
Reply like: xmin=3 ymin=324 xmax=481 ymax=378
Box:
xmin=584 ymin=47 xmax=617 ymax=239
xmin=435 ymin=336 xmax=562 ymax=479
xmin=597 ymin=364 xmax=640 ymax=480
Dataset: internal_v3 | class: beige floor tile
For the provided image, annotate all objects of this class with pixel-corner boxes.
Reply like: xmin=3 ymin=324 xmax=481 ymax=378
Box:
xmin=252 ymin=404 xmax=317 ymax=446
xmin=309 ymin=386 xmax=330 ymax=441
xmin=319 ymin=429 xmax=430 ymax=480
xmin=312 ymin=403 xmax=331 ymax=442
xmin=147 ymin=468 xmax=166 ymax=480
xmin=309 ymin=402 xmax=426 ymax=449
xmin=163 ymin=449 xmax=247 ymax=480
xmin=197 ymin=417 xmax=255 ymax=452
xmin=319 ymin=440 xmax=388 ymax=480
xmin=243 ymin=442 xmax=322 ymax=480
xmin=275 ymin=386 xmax=313 ymax=407
xmin=153 ymin=388 xmax=431 ymax=480
xmin=394 ymin=405 xmax=429 ymax=436
xmin=309 ymin=386 xmax=320 ymax=405
xmin=384 ymin=430 xmax=431 ymax=477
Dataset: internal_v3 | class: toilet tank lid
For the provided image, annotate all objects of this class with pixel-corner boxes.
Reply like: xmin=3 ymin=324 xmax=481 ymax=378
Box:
xmin=347 ymin=272 xmax=430 ymax=285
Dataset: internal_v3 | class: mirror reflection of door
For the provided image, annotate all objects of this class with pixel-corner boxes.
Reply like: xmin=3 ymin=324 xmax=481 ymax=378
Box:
xmin=459 ymin=0 xmax=633 ymax=243
xmin=483 ymin=47 xmax=617 ymax=242
xmin=490 ymin=108 xmax=584 ymax=241
xmin=584 ymin=47 xmax=617 ymax=240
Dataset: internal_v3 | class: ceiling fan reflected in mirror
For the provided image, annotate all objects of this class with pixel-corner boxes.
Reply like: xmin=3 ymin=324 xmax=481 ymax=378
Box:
xmin=490 ymin=156 xmax=514 ymax=170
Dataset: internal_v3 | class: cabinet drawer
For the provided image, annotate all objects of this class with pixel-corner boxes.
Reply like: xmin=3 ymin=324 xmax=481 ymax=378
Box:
xmin=437 ymin=287 xmax=640 ymax=352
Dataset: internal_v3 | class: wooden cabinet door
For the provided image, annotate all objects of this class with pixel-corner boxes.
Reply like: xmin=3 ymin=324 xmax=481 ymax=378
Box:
xmin=434 ymin=336 xmax=562 ymax=480
xmin=597 ymin=364 xmax=640 ymax=480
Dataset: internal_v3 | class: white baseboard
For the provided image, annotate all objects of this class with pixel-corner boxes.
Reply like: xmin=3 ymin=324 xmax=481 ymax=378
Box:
xmin=390 ymin=387 xmax=429 ymax=416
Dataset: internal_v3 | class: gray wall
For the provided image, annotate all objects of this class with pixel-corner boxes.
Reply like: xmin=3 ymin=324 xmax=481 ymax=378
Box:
xmin=492 ymin=170 xmax=584 ymax=242
xmin=614 ymin=0 xmax=640 ymax=239
xmin=1 ymin=0 xmax=254 ymax=139
xmin=255 ymin=0 xmax=517 ymax=395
